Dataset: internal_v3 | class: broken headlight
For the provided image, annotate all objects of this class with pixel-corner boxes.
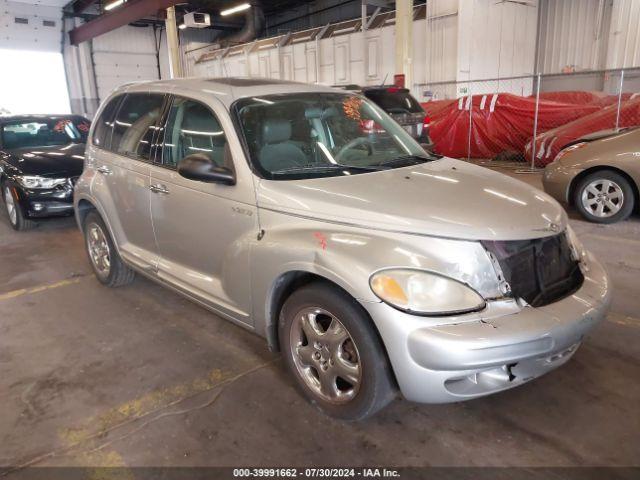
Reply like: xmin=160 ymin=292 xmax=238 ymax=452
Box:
xmin=369 ymin=268 xmax=486 ymax=316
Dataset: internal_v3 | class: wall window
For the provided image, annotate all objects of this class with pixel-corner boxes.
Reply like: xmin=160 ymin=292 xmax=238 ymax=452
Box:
xmin=161 ymin=98 xmax=227 ymax=169
xmin=111 ymin=93 xmax=165 ymax=161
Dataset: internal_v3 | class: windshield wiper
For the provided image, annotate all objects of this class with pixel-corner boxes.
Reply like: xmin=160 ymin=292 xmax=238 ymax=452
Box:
xmin=270 ymin=164 xmax=383 ymax=175
xmin=376 ymin=154 xmax=433 ymax=168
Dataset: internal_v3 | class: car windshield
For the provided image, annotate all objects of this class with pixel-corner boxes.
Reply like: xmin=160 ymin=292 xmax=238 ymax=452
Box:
xmin=363 ymin=89 xmax=424 ymax=114
xmin=0 ymin=117 xmax=90 ymax=150
xmin=233 ymin=92 xmax=436 ymax=180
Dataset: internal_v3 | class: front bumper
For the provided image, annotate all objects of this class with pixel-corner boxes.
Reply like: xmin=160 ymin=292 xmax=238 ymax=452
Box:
xmin=16 ymin=185 xmax=74 ymax=218
xmin=363 ymin=252 xmax=611 ymax=403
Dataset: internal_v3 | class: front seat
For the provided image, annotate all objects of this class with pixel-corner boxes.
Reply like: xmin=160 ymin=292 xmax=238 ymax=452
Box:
xmin=258 ymin=119 xmax=307 ymax=172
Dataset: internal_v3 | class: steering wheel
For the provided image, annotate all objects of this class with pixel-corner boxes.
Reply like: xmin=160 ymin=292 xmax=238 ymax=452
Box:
xmin=334 ymin=137 xmax=374 ymax=163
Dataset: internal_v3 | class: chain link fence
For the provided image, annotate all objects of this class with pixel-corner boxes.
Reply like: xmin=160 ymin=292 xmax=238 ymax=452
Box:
xmin=413 ymin=68 xmax=640 ymax=170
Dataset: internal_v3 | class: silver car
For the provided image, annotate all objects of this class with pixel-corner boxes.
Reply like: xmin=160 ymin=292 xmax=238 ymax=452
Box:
xmin=74 ymin=78 xmax=611 ymax=420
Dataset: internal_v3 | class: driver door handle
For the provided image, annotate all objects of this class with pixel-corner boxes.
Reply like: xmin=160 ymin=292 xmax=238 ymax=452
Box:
xmin=96 ymin=165 xmax=112 ymax=175
xmin=149 ymin=184 xmax=170 ymax=195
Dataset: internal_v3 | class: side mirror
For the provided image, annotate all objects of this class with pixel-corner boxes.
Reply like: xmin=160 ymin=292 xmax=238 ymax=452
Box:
xmin=177 ymin=153 xmax=236 ymax=185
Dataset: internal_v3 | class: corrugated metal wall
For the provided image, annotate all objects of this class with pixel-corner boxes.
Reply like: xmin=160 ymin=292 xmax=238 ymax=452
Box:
xmin=265 ymin=0 xmax=362 ymax=37
xmin=537 ymin=0 xmax=611 ymax=73
xmin=458 ymin=0 xmax=538 ymax=81
xmin=607 ymin=0 xmax=640 ymax=68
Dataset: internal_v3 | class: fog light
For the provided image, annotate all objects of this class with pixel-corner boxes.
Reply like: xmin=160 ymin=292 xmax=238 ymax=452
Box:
xmin=33 ymin=203 xmax=44 ymax=211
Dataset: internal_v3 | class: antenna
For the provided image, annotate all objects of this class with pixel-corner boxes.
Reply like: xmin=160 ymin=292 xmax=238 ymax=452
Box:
xmin=380 ymin=73 xmax=388 ymax=87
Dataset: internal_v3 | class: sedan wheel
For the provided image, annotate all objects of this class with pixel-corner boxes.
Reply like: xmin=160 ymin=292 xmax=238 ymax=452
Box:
xmin=290 ymin=307 xmax=362 ymax=404
xmin=580 ymin=179 xmax=624 ymax=219
xmin=574 ymin=171 xmax=635 ymax=224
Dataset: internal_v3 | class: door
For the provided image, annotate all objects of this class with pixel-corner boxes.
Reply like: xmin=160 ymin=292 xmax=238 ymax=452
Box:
xmin=89 ymin=92 xmax=166 ymax=271
xmin=149 ymin=96 xmax=257 ymax=324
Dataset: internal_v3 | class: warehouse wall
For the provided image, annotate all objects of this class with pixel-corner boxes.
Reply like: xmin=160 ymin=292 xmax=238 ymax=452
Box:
xmin=537 ymin=0 xmax=611 ymax=74
xmin=192 ymin=0 xmax=538 ymax=99
xmin=606 ymin=0 xmax=640 ymax=69
xmin=457 ymin=0 xmax=538 ymax=96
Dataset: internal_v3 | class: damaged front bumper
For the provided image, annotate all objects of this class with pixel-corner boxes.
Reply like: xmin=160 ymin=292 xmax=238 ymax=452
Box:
xmin=363 ymin=251 xmax=611 ymax=403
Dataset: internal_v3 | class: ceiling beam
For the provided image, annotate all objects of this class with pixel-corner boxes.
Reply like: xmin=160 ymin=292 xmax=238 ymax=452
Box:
xmin=69 ymin=0 xmax=184 ymax=45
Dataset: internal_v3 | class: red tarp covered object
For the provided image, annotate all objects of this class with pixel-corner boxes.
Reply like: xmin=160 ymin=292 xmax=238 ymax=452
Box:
xmin=525 ymin=95 xmax=640 ymax=166
xmin=421 ymin=91 xmax=639 ymax=164
xmin=421 ymin=93 xmax=601 ymax=159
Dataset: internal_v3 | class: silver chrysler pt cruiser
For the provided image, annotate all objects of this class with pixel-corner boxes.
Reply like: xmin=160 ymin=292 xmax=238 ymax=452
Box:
xmin=74 ymin=78 xmax=611 ymax=420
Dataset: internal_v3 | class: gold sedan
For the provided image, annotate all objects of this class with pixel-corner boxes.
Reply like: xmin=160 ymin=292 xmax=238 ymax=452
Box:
xmin=543 ymin=127 xmax=640 ymax=223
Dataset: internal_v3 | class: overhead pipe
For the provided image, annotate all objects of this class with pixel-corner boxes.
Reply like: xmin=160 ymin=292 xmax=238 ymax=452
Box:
xmin=215 ymin=1 xmax=265 ymax=48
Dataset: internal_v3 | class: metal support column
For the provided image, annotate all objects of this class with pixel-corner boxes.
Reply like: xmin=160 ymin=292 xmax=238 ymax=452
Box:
xmin=165 ymin=6 xmax=183 ymax=78
xmin=394 ymin=0 xmax=413 ymax=88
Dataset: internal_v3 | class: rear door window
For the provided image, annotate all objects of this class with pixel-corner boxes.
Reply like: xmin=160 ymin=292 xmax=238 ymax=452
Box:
xmin=111 ymin=93 xmax=166 ymax=161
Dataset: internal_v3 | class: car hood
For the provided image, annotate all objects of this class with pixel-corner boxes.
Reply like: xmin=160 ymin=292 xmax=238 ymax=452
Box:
xmin=1 ymin=144 xmax=85 ymax=177
xmin=256 ymin=158 xmax=567 ymax=241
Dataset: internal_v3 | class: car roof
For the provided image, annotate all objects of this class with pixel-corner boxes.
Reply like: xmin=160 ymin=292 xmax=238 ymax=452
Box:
xmin=0 ymin=114 xmax=84 ymax=125
xmin=121 ymin=77 xmax=342 ymax=108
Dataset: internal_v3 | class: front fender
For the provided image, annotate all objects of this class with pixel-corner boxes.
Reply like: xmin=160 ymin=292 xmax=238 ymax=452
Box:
xmin=251 ymin=209 xmax=502 ymax=342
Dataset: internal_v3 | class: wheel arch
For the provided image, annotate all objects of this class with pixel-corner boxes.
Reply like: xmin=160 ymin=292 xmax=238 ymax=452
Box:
xmin=76 ymin=198 xmax=97 ymax=231
xmin=265 ymin=270 xmax=384 ymax=354
xmin=569 ymin=165 xmax=639 ymax=210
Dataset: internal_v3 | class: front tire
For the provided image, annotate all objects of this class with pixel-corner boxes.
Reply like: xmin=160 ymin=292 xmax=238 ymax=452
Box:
xmin=574 ymin=171 xmax=635 ymax=224
xmin=279 ymin=283 xmax=396 ymax=420
xmin=83 ymin=211 xmax=135 ymax=287
xmin=2 ymin=183 xmax=36 ymax=231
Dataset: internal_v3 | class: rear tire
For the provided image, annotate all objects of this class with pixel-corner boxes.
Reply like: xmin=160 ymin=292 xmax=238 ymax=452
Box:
xmin=83 ymin=211 xmax=135 ymax=287
xmin=279 ymin=282 xmax=396 ymax=420
xmin=2 ymin=182 xmax=36 ymax=231
xmin=574 ymin=171 xmax=635 ymax=224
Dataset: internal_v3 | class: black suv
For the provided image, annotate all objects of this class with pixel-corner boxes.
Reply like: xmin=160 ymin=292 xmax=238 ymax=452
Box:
xmin=0 ymin=115 xmax=90 ymax=230
xmin=337 ymin=85 xmax=432 ymax=149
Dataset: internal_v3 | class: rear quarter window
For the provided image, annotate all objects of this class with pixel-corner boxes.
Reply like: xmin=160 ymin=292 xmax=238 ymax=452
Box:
xmin=92 ymin=95 xmax=123 ymax=150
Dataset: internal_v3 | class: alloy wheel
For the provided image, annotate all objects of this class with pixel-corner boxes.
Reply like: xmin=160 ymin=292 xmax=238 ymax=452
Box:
xmin=87 ymin=223 xmax=111 ymax=277
xmin=4 ymin=187 xmax=17 ymax=225
xmin=581 ymin=179 xmax=624 ymax=218
xmin=289 ymin=307 xmax=362 ymax=404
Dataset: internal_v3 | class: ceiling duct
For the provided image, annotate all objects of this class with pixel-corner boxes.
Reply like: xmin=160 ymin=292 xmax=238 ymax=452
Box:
xmin=215 ymin=1 xmax=264 ymax=47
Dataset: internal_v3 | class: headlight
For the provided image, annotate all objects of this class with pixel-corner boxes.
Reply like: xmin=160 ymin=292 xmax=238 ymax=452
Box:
xmin=370 ymin=269 xmax=486 ymax=316
xmin=552 ymin=142 xmax=587 ymax=164
xmin=17 ymin=175 xmax=68 ymax=189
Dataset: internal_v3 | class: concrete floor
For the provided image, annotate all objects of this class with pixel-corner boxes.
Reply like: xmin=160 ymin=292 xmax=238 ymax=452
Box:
xmin=1 ymin=167 xmax=639 ymax=471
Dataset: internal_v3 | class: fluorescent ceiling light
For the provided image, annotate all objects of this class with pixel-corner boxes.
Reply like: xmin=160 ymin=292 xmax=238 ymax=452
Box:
xmin=104 ymin=0 xmax=125 ymax=11
xmin=220 ymin=2 xmax=250 ymax=16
